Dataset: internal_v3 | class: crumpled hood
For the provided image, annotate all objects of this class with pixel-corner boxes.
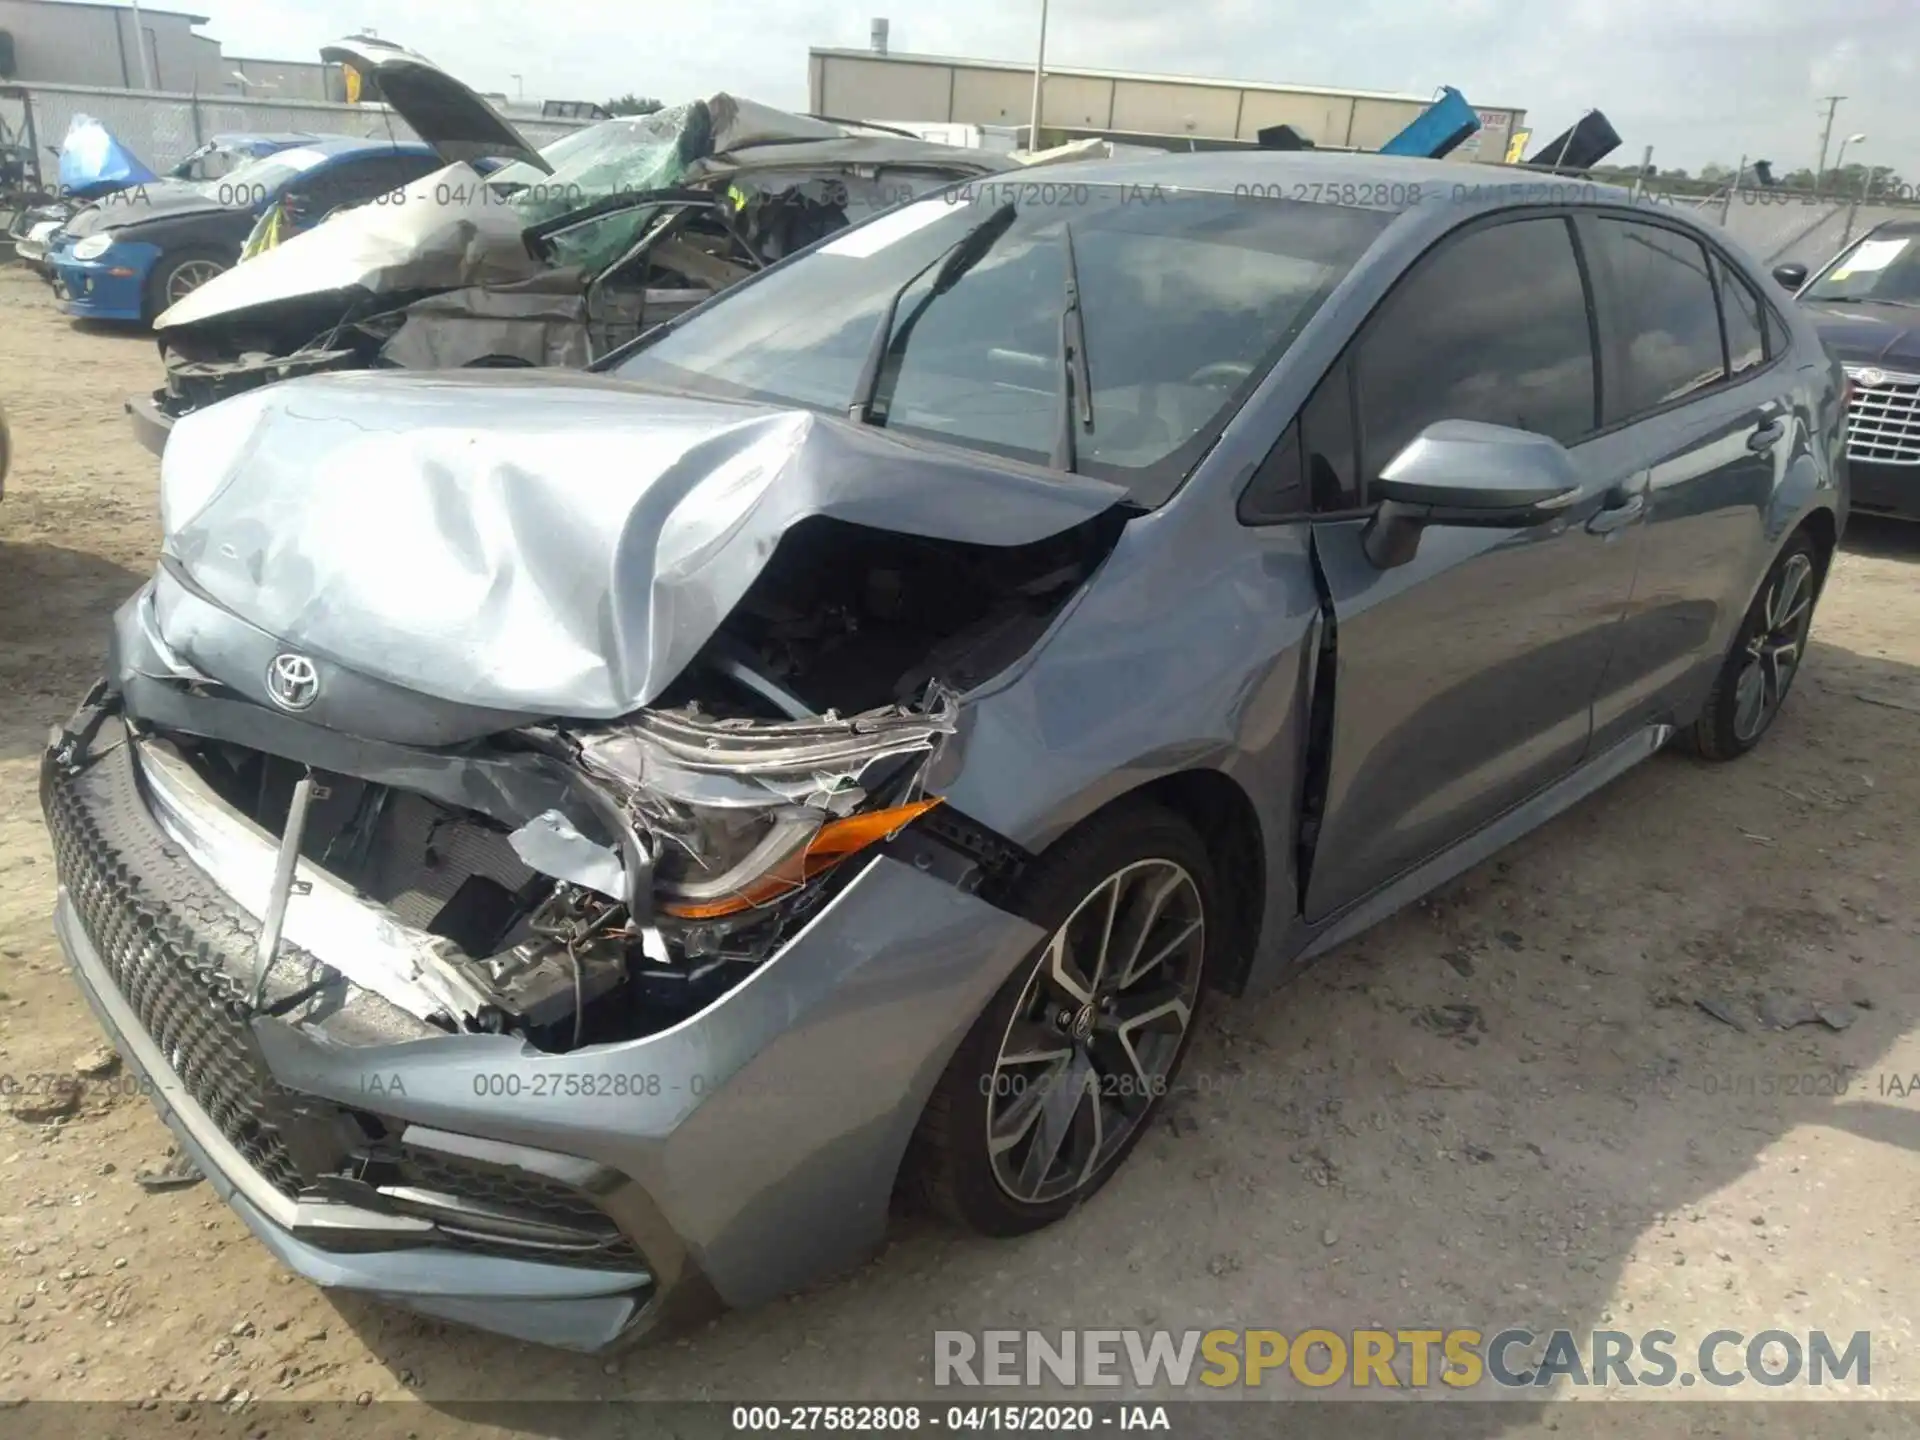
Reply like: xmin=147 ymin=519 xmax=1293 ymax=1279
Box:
xmin=158 ymin=369 xmax=1124 ymax=718
xmin=1803 ymin=301 xmax=1920 ymax=369
xmin=156 ymin=162 xmax=529 ymax=330
xmin=65 ymin=180 xmax=227 ymax=237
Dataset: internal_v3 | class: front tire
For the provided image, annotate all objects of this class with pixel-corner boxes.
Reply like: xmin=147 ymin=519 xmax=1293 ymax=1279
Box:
xmin=1685 ymin=532 xmax=1822 ymax=760
xmin=911 ymin=803 xmax=1215 ymax=1236
xmin=144 ymin=249 xmax=229 ymax=322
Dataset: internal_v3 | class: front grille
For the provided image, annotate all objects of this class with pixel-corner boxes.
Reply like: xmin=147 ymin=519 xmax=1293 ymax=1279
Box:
xmin=1845 ymin=367 xmax=1920 ymax=465
xmin=46 ymin=737 xmax=648 ymax=1273
xmin=44 ymin=765 xmax=306 ymax=1199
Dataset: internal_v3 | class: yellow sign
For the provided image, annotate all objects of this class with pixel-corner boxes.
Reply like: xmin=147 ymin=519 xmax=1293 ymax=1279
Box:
xmin=343 ymin=63 xmax=363 ymax=105
xmin=1505 ymin=128 xmax=1532 ymax=164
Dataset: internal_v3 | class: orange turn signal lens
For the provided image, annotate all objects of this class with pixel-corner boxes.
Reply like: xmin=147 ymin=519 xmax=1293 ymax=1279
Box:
xmin=659 ymin=798 xmax=944 ymax=920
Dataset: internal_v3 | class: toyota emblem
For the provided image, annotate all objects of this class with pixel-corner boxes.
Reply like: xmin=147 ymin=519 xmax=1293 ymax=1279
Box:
xmin=265 ymin=653 xmax=320 ymax=711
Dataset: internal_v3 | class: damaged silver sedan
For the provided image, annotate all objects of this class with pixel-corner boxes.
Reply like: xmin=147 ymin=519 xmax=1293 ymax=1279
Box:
xmin=45 ymin=152 xmax=1845 ymax=1350
xmin=128 ymin=37 xmax=1009 ymax=456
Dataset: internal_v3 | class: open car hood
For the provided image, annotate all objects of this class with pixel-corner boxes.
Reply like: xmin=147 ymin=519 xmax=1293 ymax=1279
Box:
xmin=322 ymin=37 xmax=548 ymax=172
xmin=156 ymin=369 xmax=1125 ymax=717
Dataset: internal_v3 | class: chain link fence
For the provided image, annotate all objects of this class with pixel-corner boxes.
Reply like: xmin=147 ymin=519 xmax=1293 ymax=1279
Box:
xmin=0 ymin=81 xmax=591 ymax=190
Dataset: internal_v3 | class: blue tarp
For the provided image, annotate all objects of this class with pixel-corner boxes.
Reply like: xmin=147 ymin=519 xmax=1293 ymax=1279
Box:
xmin=56 ymin=115 xmax=160 ymax=197
xmin=1378 ymin=86 xmax=1481 ymax=161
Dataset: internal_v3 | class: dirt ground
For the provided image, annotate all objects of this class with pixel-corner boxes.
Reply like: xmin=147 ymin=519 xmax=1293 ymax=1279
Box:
xmin=3 ymin=259 xmax=1920 ymax=1434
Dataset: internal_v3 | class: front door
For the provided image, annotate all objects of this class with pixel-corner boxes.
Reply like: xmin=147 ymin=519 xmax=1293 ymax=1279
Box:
xmin=1302 ymin=212 xmax=1648 ymax=922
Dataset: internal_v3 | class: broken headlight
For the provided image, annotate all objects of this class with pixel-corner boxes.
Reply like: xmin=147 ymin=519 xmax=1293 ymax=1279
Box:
xmin=651 ymin=798 xmax=940 ymax=919
xmin=552 ymin=697 xmax=960 ymax=924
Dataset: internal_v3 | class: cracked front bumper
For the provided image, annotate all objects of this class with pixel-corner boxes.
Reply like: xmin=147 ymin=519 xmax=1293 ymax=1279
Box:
xmin=42 ymin=712 xmax=1042 ymax=1349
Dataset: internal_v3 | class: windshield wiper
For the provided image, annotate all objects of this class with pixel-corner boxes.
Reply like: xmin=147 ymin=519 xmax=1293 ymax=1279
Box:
xmin=849 ymin=201 xmax=1018 ymax=425
xmin=1049 ymin=220 xmax=1095 ymax=473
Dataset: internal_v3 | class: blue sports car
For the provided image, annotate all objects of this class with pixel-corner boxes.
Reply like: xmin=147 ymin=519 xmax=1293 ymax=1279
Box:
xmin=13 ymin=127 xmax=326 ymax=274
xmin=52 ymin=136 xmax=441 ymax=324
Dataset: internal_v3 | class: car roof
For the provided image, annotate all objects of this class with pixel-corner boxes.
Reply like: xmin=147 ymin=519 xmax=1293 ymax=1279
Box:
xmin=206 ymin=132 xmax=323 ymax=148
xmin=1002 ymin=149 xmax=1638 ymax=207
xmin=295 ymin=135 xmax=440 ymax=160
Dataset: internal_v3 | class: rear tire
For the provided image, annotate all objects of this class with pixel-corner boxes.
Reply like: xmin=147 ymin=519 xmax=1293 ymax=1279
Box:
xmin=910 ymin=803 xmax=1215 ymax=1236
xmin=1683 ymin=532 xmax=1822 ymax=761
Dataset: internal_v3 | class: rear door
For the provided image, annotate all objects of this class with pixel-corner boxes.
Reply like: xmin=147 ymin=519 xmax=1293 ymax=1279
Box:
xmin=1570 ymin=215 xmax=1801 ymax=745
xmin=1302 ymin=212 xmax=1649 ymax=922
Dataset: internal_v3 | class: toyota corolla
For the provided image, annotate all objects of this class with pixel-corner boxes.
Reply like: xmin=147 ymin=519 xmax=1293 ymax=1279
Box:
xmin=42 ymin=152 xmax=1846 ymax=1352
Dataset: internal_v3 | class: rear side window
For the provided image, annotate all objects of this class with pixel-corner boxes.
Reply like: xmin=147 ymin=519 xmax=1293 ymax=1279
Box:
xmin=1594 ymin=219 xmax=1728 ymax=417
xmin=1715 ymin=255 xmax=1769 ymax=378
xmin=1354 ymin=216 xmax=1598 ymax=476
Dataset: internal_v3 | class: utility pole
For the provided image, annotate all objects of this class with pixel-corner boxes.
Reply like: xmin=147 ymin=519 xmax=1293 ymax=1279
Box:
xmin=1814 ymin=95 xmax=1845 ymax=193
xmin=1028 ymin=0 xmax=1049 ymax=152
xmin=127 ymin=0 xmax=155 ymax=89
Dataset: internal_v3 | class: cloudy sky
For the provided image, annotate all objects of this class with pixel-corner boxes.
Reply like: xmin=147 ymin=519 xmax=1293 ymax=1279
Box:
xmin=183 ymin=0 xmax=1916 ymax=175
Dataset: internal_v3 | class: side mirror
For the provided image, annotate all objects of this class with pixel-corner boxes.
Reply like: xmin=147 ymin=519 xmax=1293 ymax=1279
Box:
xmin=1362 ymin=420 xmax=1583 ymax=569
xmin=1771 ymin=261 xmax=1809 ymax=292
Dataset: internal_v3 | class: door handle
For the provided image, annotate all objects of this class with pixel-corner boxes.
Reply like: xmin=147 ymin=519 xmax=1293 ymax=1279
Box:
xmin=1586 ymin=492 xmax=1646 ymax=535
xmin=1747 ymin=420 xmax=1786 ymax=452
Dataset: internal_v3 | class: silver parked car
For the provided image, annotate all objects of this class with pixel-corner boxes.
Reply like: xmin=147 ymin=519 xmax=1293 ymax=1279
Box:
xmin=43 ymin=152 xmax=1846 ymax=1351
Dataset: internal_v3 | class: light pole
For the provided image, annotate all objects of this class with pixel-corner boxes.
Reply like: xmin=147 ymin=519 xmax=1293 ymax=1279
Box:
xmin=512 ymin=73 xmax=524 ymax=102
xmin=1027 ymin=0 xmax=1049 ymax=151
xmin=1814 ymin=95 xmax=1845 ymax=191
xmin=1834 ymin=131 xmax=1867 ymax=178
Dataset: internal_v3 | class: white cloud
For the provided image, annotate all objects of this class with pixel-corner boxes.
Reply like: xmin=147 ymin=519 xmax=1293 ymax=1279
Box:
xmin=184 ymin=0 xmax=1919 ymax=174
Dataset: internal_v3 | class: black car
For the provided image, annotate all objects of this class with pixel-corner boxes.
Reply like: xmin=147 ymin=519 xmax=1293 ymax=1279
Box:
xmin=1776 ymin=220 xmax=1920 ymax=520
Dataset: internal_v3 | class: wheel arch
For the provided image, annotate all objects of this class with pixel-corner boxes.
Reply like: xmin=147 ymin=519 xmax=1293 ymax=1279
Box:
xmin=1005 ymin=768 xmax=1270 ymax=1000
xmin=1797 ymin=505 xmax=1838 ymax=590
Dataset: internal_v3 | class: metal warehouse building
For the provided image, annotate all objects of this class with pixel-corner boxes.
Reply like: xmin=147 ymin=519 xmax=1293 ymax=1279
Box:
xmin=808 ymin=43 xmax=1526 ymax=161
xmin=0 ymin=0 xmax=340 ymax=100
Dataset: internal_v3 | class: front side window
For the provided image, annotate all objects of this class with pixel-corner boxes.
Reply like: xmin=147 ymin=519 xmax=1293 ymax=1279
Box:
xmin=614 ymin=186 xmax=1393 ymax=505
xmin=1594 ymin=218 xmax=1727 ymax=418
xmin=1354 ymin=216 xmax=1598 ymax=477
xmin=211 ymin=146 xmax=330 ymax=200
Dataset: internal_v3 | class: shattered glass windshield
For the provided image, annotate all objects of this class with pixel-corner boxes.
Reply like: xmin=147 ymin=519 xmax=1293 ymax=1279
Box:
xmin=491 ymin=104 xmax=707 ymax=222
xmin=614 ymin=185 xmax=1391 ymax=505
xmin=486 ymin=104 xmax=712 ymax=270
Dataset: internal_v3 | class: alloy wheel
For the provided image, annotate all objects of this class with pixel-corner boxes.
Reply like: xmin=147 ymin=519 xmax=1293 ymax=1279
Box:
xmin=166 ymin=258 xmax=225 ymax=306
xmin=1732 ymin=552 xmax=1815 ymax=743
xmin=985 ymin=859 xmax=1206 ymax=1205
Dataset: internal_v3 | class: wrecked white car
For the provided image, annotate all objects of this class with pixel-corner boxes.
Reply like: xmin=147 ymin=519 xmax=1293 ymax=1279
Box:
xmin=128 ymin=37 xmax=1009 ymax=455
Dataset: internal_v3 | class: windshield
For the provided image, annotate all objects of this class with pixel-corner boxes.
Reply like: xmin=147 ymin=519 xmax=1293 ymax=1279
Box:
xmin=490 ymin=107 xmax=702 ymax=220
xmin=1805 ymin=231 xmax=1920 ymax=305
xmin=613 ymin=184 xmax=1391 ymax=504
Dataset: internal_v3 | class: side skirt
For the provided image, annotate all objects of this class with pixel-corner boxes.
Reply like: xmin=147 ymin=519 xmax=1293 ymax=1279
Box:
xmin=1289 ymin=722 xmax=1673 ymax=965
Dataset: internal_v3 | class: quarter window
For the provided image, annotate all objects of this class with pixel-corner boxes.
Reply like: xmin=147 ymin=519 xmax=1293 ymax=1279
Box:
xmin=1594 ymin=219 xmax=1728 ymax=417
xmin=1715 ymin=254 xmax=1768 ymax=378
xmin=1354 ymin=216 xmax=1599 ymax=478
